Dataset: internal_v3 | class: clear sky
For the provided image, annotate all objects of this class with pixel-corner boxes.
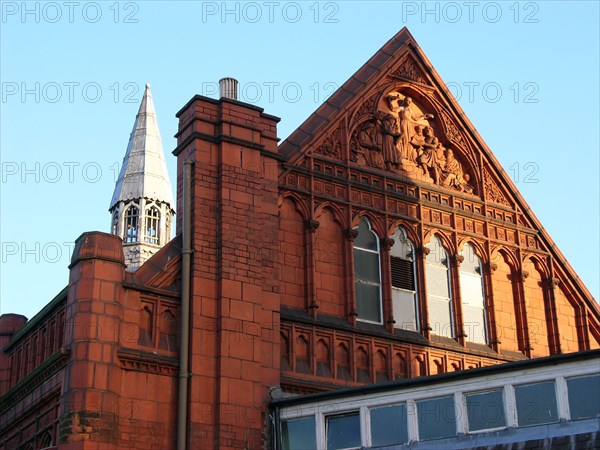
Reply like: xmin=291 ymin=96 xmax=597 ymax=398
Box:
xmin=1 ymin=1 xmax=598 ymax=319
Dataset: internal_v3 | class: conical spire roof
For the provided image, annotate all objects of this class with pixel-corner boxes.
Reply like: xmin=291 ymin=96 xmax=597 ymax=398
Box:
xmin=110 ymin=84 xmax=174 ymax=210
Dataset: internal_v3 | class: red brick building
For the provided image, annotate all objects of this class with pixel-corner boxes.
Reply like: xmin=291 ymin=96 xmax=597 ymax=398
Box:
xmin=1 ymin=28 xmax=599 ymax=450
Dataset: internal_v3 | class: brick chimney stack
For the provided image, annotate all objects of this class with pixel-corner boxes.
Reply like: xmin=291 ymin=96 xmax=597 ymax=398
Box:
xmin=173 ymin=86 xmax=281 ymax=449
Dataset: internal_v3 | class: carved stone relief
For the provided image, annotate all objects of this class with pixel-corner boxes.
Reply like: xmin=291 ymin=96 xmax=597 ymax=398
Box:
xmin=351 ymin=94 xmax=378 ymax=126
xmin=314 ymin=126 xmax=341 ymax=159
xmin=483 ymin=167 xmax=510 ymax=206
xmin=351 ymin=90 xmax=475 ymax=194
xmin=391 ymin=56 xmax=429 ymax=85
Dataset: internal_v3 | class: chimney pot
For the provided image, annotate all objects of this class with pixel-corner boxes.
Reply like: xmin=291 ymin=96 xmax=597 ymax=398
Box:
xmin=219 ymin=77 xmax=238 ymax=100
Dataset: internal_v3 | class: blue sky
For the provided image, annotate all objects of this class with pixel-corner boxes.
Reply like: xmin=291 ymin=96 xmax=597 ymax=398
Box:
xmin=1 ymin=1 xmax=598 ymax=319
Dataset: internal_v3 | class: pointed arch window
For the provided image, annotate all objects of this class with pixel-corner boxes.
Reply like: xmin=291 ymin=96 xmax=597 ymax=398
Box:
xmin=353 ymin=218 xmax=383 ymax=324
xmin=375 ymin=350 xmax=389 ymax=383
xmin=390 ymin=227 xmax=419 ymax=331
xmin=145 ymin=206 xmax=160 ymax=245
xmin=159 ymin=309 xmax=178 ymax=351
xmin=138 ymin=306 xmax=153 ymax=346
xmin=124 ymin=205 xmax=139 ymax=243
xmin=165 ymin=213 xmax=171 ymax=240
xmin=38 ymin=430 xmax=53 ymax=449
xmin=426 ymin=235 xmax=454 ymax=338
xmin=295 ymin=334 xmax=311 ymax=374
xmin=336 ymin=343 xmax=352 ymax=381
xmin=316 ymin=339 xmax=332 ymax=378
xmin=459 ymin=243 xmax=487 ymax=344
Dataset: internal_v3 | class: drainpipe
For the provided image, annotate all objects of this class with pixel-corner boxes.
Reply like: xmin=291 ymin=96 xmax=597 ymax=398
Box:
xmin=272 ymin=406 xmax=282 ymax=450
xmin=177 ymin=160 xmax=193 ymax=450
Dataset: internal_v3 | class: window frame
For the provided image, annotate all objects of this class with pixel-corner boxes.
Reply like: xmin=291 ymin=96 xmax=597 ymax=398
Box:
xmin=353 ymin=218 xmax=383 ymax=325
xmin=123 ymin=204 xmax=140 ymax=243
xmin=425 ymin=235 xmax=455 ymax=338
xmin=415 ymin=394 xmax=457 ymax=441
xmin=514 ymin=380 xmax=560 ymax=427
xmin=144 ymin=205 xmax=161 ymax=245
xmin=280 ymin=415 xmax=318 ymax=450
xmin=565 ymin=373 xmax=600 ymax=420
xmin=390 ymin=227 xmax=420 ymax=331
xmin=325 ymin=411 xmax=362 ymax=450
xmin=459 ymin=243 xmax=488 ymax=344
xmin=278 ymin=361 xmax=600 ymax=448
xmin=463 ymin=388 xmax=508 ymax=433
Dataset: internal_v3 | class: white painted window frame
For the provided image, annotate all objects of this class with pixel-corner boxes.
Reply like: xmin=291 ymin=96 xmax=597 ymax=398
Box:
xmin=279 ymin=358 xmax=599 ymax=449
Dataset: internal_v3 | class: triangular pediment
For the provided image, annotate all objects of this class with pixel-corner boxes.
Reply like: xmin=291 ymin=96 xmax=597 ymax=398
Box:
xmin=278 ymin=27 xmax=599 ymax=319
xmin=281 ymin=29 xmax=489 ymax=199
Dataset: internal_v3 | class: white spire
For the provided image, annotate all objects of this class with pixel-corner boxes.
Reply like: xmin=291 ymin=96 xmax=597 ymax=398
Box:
xmin=110 ymin=83 xmax=174 ymax=210
xmin=109 ymin=84 xmax=175 ymax=271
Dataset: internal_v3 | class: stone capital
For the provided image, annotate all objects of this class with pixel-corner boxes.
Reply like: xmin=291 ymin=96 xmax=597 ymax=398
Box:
xmin=380 ymin=237 xmax=395 ymax=251
xmin=304 ymin=219 xmax=320 ymax=233
xmin=345 ymin=228 xmax=359 ymax=242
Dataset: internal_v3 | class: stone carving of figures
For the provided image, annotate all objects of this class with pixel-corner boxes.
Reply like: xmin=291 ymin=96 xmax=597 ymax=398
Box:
xmin=357 ymin=118 xmax=385 ymax=169
xmin=410 ymin=125 xmax=425 ymax=155
xmin=416 ymin=125 xmax=441 ymax=183
xmin=381 ymin=112 xmax=401 ymax=170
xmin=440 ymin=149 xmax=473 ymax=193
xmin=393 ymin=96 xmax=434 ymax=162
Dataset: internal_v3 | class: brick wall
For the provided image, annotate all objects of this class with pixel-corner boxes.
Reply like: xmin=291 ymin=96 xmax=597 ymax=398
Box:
xmin=174 ymin=95 xmax=281 ymax=449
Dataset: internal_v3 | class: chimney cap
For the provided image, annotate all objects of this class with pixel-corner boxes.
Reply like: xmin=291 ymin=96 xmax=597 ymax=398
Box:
xmin=219 ymin=77 xmax=239 ymax=100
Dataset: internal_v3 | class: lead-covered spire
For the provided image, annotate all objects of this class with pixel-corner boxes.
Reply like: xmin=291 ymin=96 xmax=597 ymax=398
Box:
xmin=109 ymin=84 xmax=175 ymax=271
xmin=110 ymin=83 xmax=174 ymax=210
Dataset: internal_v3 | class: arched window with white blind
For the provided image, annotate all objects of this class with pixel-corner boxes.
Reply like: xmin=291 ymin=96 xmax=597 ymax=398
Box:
xmin=354 ymin=218 xmax=383 ymax=324
xmin=459 ymin=243 xmax=487 ymax=344
xmin=390 ymin=227 xmax=419 ymax=331
xmin=426 ymin=235 xmax=454 ymax=338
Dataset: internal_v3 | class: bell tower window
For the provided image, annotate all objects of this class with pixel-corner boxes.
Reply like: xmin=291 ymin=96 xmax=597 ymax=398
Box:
xmin=145 ymin=206 xmax=160 ymax=245
xmin=124 ymin=205 xmax=139 ymax=243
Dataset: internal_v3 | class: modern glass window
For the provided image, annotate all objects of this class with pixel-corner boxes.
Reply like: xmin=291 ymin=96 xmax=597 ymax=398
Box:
xmin=417 ymin=395 xmax=456 ymax=441
xmin=425 ymin=235 xmax=454 ymax=338
xmin=326 ymin=412 xmax=361 ymax=450
xmin=390 ymin=228 xmax=419 ymax=331
xmin=459 ymin=243 xmax=487 ymax=344
xmin=515 ymin=381 xmax=558 ymax=426
xmin=354 ymin=218 xmax=382 ymax=324
xmin=466 ymin=389 xmax=506 ymax=431
xmin=144 ymin=206 xmax=160 ymax=244
xmin=124 ymin=205 xmax=139 ymax=243
xmin=281 ymin=416 xmax=317 ymax=450
xmin=567 ymin=374 xmax=600 ymax=420
xmin=370 ymin=403 xmax=408 ymax=447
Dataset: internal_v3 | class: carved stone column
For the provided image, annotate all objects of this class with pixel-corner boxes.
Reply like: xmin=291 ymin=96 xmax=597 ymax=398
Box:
xmin=304 ymin=219 xmax=320 ymax=318
xmin=345 ymin=228 xmax=359 ymax=327
xmin=540 ymin=276 xmax=561 ymax=355
xmin=511 ymin=269 xmax=532 ymax=358
xmin=483 ymin=261 xmax=500 ymax=352
xmin=416 ymin=245 xmax=431 ymax=339
xmin=449 ymin=254 xmax=466 ymax=346
xmin=380 ymin=237 xmax=396 ymax=333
